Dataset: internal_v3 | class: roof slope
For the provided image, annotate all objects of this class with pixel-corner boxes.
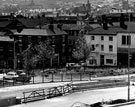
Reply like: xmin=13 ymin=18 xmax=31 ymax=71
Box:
xmin=14 ymin=28 xmax=67 ymax=36
xmin=88 ymin=22 xmax=135 ymax=35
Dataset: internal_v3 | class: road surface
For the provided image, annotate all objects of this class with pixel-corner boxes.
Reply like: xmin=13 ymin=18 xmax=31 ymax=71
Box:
xmin=11 ymin=86 xmax=135 ymax=107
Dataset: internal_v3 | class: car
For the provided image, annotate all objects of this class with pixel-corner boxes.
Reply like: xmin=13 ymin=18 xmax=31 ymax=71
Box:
xmin=130 ymin=77 xmax=135 ymax=85
xmin=14 ymin=72 xmax=31 ymax=82
xmin=0 ymin=73 xmax=7 ymax=80
xmin=4 ymin=71 xmax=19 ymax=80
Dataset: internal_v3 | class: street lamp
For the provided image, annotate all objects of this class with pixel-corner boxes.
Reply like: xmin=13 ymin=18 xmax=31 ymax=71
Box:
xmin=127 ymin=10 xmax=131 ymax=102
xmin=127 ymin=33 xmax=131 ymax=102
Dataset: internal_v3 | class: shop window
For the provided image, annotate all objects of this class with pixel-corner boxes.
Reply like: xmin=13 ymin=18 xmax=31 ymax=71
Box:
xmin=106 ymin=59 xmax=113 ymax=64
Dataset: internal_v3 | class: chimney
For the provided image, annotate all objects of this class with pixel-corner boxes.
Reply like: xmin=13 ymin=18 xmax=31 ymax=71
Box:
xmin=48 ymin=24 xmax=55 ymax=33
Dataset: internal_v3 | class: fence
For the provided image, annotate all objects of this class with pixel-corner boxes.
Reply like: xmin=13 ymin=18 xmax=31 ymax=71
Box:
xmin=22 ymin=83 xmax=73 ymax=103
xmin=0 ymin=72 xmax=92 ymax=87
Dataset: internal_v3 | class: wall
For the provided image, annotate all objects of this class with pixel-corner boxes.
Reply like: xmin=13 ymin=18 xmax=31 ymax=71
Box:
xmin=85 ymin=34 xmax=117 ymax=66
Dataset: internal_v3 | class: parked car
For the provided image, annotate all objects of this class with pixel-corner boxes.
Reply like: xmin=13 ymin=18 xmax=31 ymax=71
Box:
xmin=0 ymin=73 xmax=7 ymax=80
xmin=4 ymin=71 xmax=19 ymax=80
xmin=130 ymin=76 xmax=135 ymax=85
xmin=14 ymin=72 xmax=31 ymax=82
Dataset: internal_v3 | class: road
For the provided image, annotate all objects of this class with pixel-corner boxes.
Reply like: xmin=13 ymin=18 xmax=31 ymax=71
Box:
xmin=11 ymin=86 xmax=135 ymax=107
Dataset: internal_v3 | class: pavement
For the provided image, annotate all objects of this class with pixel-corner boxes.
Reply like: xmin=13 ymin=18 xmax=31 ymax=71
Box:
xmin=0 ymin=74 xmax=134 ymax=97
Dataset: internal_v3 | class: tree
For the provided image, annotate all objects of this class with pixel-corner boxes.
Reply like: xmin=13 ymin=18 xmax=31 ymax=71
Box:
xmin=22 ymin=44 xmax=38 ymax=74
xmin=72 ymin=29 xmax=91 ymax=63
xmin=22 ymin=39 xmax=55 ymax=74
xmin=35 ymin=39 xmax=55 ymax=68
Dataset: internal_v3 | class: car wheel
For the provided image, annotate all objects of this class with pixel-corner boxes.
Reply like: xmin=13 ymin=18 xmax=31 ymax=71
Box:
xmin=132 ymin=83 xmax=134 ymax=85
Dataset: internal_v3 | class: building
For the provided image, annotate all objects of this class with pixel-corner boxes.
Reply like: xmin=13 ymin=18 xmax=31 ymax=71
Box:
xmin=62 ymin=24 xmax=82 ymax=63
xmin=3 ymin=24 xmax=67 ymax=69
xmin=85 ymin=26 xmax=117 ymax=67
xmin=0 ymin=35 xmax=13 ymax=69
xmin=117 ymin=22 xmax=135 ymax=67
xmin=85 ymin=21 xmax=135 ymax=67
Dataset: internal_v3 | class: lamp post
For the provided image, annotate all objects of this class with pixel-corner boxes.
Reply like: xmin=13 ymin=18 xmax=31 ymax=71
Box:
xmin=127 ymin=8 xmax=131 ymax=102
xmin=13 ymin=40 xmax=17 ymax=72
xmin=127 ymin=34 xmax=131 ymax=102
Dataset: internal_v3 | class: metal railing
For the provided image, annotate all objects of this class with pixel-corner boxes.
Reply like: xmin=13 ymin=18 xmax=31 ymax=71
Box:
xmin=22 ymin=83 xmax=73 ymax=103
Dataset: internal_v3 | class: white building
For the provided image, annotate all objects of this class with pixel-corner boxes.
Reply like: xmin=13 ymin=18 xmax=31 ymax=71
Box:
xmin=85 ymin=27 xmax=117 ymax=66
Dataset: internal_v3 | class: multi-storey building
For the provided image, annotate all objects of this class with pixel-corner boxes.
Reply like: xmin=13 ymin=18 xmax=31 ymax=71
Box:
xmin=62 ymin=24 xmax=82 ymax=63
xmin=3 ymin=24 xmax=67 ymax=69
xmin=85 ymin=21 xmax=135 ymax=67
xmin=85 ymin=27 xmax=117 ymax=67
xmin=117 ymin=22 xmax=135 ymax=67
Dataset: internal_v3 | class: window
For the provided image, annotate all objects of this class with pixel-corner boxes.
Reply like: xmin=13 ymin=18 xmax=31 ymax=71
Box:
xmin=91 ymin=36 xmax=95 ymax=40
xmin=101 ymin=36 xmax=104 ymax=40
xmin=52 ymin=45 xmax=55 ymax=53
xmin=18 ymin=36 xmax=22 ymax=42
xmin=122 ymin=35 xmax=131 ymax=45
xmin=101 ymin=45 xmax=104 ymax=51
xmin=62 ymin=44 xmax=65 ymax=52
xmin=68 ymin=56 xmax=72 ymax=61
xmin=68 ymin=40 xmax=73 ymax=45
xmin=122 ymin=35 xmax=126 ymax=45
xmin=109 ymin=36 xmax=113 ymax=41
xmin=109 ymin=45 xmax=113 ymax=52
xmin=8 ymin=46 xmax=12 ymax=51
xmin=106 ymin=59 xmax=113 ymax=64
xmin=38 ymin=36 xmax=42 ymax=42
xmin=0 ymin=47 xmax=3 ymax=51
xmin=68 ymin=47 xmax=72 ymax=52
xmin=52 ymin=36 xmax=55 ymax=43
xmin=127 ymin=36 xmax=131 ymax=45
xmin=96 ymin=44 xmax=99 ymax=47
xmin=89 ymin=59 xmax=96 ymax=64
xmin=28 ymin=36 xmax=32 ymax=43
xmin=62 ymin=35 xmax=65 ymax=42
xmin=91 ymin=45 xmax=95 ymax=51
xmin=62 ymin=56 xmax=66 ymax=62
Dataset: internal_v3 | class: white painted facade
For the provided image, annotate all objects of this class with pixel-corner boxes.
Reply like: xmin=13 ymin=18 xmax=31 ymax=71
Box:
xmin=85 ymin=34 xmax=117 ymax=66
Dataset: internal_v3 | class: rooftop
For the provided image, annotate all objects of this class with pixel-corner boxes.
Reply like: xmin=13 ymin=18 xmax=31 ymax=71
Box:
xmin=0 ymin=35 xmax=13 ymax=41
xmin=88 ymin=22 xmax=135 ymax=35
xmin=14 ymin=27 xmax=67 ymax=36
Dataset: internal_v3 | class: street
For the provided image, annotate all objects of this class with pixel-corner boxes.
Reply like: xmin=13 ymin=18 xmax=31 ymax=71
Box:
xmin=11 ymin=86 xmax=135 ymax=107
